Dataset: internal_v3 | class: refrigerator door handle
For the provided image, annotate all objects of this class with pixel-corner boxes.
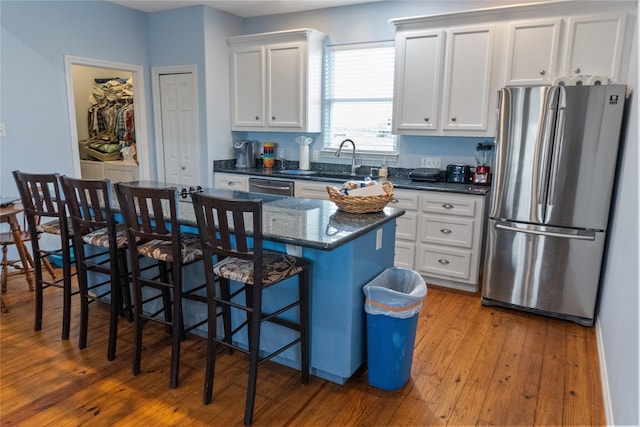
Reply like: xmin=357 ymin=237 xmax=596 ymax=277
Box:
xmin=537 ymin=87 xmax=559 ymax=217
xmin=547 ymin=89 xmax=566 ymax=208
xmin=495 ymin=223 xmax=595 ymax=241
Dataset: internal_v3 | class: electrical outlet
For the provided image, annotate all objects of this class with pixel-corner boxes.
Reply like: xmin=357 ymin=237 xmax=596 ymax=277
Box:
xmin=376 ymin=228 xmax=383 ymax=250
xmin=0 ymin=123 xmax=6 ymax=138
xmin=421 ymin=156 xmax=441 ymax=169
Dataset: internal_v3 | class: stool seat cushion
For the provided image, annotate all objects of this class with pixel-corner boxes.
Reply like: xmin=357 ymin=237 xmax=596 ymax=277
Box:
xmin=136 ymin=233 xmax=202 ymax=263
xmin=38 ymin=218 xmax=73 ymax=236
xmin=213 ymin=251 xmax=305 ymax=286
xmin=82 ymin=224 xmax=128 ymax=249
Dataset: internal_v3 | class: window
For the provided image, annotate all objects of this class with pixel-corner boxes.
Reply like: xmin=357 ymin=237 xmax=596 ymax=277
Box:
xmin=323 ymin=42 xmax=396 ymax=154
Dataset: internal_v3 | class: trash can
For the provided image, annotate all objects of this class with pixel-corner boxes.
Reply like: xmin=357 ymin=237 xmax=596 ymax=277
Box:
xmin=363 ymin=267 xmax=427 ymax=390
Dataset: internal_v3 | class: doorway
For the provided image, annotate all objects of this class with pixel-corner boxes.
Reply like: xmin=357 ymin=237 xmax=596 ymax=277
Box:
xmin=152 ymin=66 xmax=200 ymax=186
xmin=64 ymin=55 xmax=150 ymax=180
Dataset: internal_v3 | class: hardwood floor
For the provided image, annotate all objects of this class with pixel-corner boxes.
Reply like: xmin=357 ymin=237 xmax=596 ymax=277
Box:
xmin=1 ymin=269 xmax=605 ymax=426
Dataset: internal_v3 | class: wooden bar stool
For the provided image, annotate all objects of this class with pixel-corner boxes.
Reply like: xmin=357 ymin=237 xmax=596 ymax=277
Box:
xmin=191 ymin=192 xmax=310 ymax=426
xmin=114 ymin=183 xmax=206 ymax=389
xmin=60 ymin=176 xmax=132 ymax=361
xmin=12 ymin=171 xmax=77 ymax=339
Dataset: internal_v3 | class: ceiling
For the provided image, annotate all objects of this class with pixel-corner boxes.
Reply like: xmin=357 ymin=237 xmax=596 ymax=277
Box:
xmin=107 ymin=0 xmax=382 ymax=17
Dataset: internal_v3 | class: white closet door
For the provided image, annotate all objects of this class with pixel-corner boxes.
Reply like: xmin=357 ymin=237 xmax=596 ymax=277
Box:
xmin=159 ymin=73 xmax=199 ymax=185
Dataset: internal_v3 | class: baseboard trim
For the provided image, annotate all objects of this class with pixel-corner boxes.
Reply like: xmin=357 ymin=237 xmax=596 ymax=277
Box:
xmin=595 ymin=317 xmax=614 ymax=426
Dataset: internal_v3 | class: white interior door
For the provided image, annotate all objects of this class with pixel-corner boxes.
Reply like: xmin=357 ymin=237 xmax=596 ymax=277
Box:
xmin=159 ymin=72 xmax=199 ymax=185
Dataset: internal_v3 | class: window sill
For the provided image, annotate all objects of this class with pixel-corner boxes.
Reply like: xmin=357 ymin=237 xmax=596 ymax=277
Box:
xmin=319 ymin=149 xmax=398 ymax=165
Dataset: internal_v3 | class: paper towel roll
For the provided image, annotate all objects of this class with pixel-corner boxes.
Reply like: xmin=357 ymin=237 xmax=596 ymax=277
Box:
xmin=299 ymin=145 xmax=310 ymax=170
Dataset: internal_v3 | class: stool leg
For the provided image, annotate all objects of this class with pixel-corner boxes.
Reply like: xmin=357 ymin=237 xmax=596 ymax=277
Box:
xmin=203 ymin=281 xmax=218 ymax=405
xmin=244 ymin=286 xmax=263 ymax=426
xmin=33 ymin=249 xmax=43 ymax=332
xmin=78 ymin=245 xmax=89 ymax=350
xmin=61 ymin=240 xmax=73 ymax=340
xmin=1 ymin=245 xmax=8 ymax=294
xmin=132 ymin=268 xmax=144 ymax=376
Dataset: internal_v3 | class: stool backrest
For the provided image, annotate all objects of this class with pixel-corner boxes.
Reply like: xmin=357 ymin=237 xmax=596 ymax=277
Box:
xmin=60 ymin=176 xmax=115 ymax=237
xmin=114 ymin=182 xmax=181 ymax=252
xmin=191 ymin=192 xmax=264 ymax=279
xmin=12 ymin=170 xmax=68 ymax=242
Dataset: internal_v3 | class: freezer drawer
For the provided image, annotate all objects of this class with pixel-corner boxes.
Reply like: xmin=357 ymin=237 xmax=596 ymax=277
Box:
xmin=482 ymin=219 xmax=606 ymax=325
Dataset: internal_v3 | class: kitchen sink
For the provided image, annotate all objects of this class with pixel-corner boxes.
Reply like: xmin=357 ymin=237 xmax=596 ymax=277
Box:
xmin=278 ymin=170 xmax=318 ymax=176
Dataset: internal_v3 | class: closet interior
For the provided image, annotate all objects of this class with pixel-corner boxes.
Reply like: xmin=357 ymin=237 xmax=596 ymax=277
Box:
xmin=72 ymin=65 xmax=139 ymax=183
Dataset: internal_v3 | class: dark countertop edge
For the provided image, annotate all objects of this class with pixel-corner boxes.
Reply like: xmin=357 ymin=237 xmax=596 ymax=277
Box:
xmin=176 ymin=205 xmax=405 ymax=251
xmin=214 ymin=168 xmax=491 ymax=196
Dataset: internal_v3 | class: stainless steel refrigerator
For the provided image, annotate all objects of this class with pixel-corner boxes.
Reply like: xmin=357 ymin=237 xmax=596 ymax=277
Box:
xmin=481 ymin=84 xmax=627 ymax=326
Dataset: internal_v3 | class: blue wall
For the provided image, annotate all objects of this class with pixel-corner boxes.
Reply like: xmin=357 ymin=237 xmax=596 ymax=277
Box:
xmin=0 ymin=1 xmax=151 ymax=194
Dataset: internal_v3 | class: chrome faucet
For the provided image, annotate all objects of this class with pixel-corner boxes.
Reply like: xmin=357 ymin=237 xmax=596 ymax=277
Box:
xmin=336 ymin=138 xmax=359 ymax=175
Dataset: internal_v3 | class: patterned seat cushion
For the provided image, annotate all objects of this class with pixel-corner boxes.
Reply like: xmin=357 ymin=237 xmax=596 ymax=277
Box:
xmin=38 ymin=218 xmax=73 ymax=236
xmin=136 ymin=232 xmax=202 ymax=264
xmin=82 ymin=224 xmax=128 ymax=249
xmin=213 ymin=251 xmax=305 ymax=286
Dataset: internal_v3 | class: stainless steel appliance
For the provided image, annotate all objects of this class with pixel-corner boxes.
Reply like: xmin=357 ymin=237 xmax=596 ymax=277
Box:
xmin=234 ymin=140 xmax=254 ymax=169
xmin=248 ymin=178 xmax=294 ymax=196
xmin=482 ymin=84 xmax=627 ymax=326
xmin=446 ymin=164 xmax=471 ymax=183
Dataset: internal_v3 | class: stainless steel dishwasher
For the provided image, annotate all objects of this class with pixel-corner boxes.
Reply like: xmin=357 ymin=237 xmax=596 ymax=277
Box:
xmin=248 ymin=178 xmax=295 ymax=196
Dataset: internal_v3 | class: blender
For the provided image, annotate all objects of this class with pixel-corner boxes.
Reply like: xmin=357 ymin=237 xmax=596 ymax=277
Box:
xmin=473 ymin=142 xmax=494 ymax=185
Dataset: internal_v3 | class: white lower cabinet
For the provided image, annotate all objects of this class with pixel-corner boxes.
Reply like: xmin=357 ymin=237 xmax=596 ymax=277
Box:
xmin=214 ymin=172 xmax=249 ymax=192
xmin=393 ymin=188 xmax=487 ymax=292
xmin=80 ymin=160 xmax=138 ymax=183
xmin=294 ymin=180 xmax=333 ymax=199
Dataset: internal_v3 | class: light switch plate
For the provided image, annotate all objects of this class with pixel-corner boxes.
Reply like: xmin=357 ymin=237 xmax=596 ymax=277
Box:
xmin=0 ymin=123 xmax=6 ymax=138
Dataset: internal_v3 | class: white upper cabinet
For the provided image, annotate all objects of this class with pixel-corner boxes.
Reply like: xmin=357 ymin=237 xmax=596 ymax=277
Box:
xmin=230 ymin=46 xmax=265 ymax=128
xmin=441 ymin=25 xmax=495 ymax=132
xmin=392 ymin=30 xmax=445 ymax=133
xmin=562 ymin=13 xmax=628 ymax=81
xmin=504 ymin=18 xmax=562 ymax=86
xmin=392 ymin=24 xmax=495 ymax=136
xmin=227 ymin=29 xmax=326 ymax=132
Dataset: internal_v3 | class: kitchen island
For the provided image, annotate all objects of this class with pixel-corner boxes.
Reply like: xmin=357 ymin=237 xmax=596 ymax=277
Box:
xmin=115 ymin=181 xmax=404 ymax=385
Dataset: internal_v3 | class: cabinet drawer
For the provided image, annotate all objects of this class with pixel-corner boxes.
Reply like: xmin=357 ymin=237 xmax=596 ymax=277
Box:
xmin=215 ymin=173 xmax=248 ymax=191
xmin=391 ymin=190 xmax=419 ymax=211
xmin=421 ymin=193 xmax=477 ymax=217
xmin=420 ymin=214 xmax=474 ymax=248
xmin=396 ymin=212 xmax=418 ymax=240
xmin=416 ymin=245 xmax=472 ymax=281
xmin=394 ymin=241 xmax=415 ymax=270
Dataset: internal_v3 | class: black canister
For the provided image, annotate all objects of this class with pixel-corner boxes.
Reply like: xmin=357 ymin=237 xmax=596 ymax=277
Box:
xmin=446 ymin=164 xmax=471 ymax=183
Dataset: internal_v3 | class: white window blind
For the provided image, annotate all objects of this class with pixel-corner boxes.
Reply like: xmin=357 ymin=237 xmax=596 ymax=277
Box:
xmin=323 ymin=42 xmax=396 ymax=153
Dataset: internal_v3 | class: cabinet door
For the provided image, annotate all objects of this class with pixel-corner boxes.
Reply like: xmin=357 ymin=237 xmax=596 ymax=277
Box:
xmin=267 ymin=42 xmax=304 ymax=129
xmin=441 ymin=25 xmax=494 ymax=132
xmin=505 ymin=19 xmax=562 ymax=86
xmin=563 ymin=13 xmax=628 ymax=81
xmin=230 ymin=46 xmax=265 ymax=129
xmin=392 ymin=30 xmax=444 ymax=133
xmin=294 ymin=180 xmax=332 ymax=199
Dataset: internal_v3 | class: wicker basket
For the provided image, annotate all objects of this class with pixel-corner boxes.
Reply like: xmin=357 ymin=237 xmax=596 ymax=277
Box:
xmin=326 ymin=181 xmax=394 ymax=213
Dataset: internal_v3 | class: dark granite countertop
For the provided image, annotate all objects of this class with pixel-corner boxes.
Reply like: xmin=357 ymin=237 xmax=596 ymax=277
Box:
xmin=214 ymin=166 xmax=491 ymax=196
xmin=121 ymin=181 xmax=404 ymax=251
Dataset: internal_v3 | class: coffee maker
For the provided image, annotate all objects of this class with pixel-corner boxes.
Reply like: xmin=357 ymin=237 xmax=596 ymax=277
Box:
xmin=472 ymin=142 xmax=494 ymax=185
xmin=234 ymin=140 xmax=254 ymax=169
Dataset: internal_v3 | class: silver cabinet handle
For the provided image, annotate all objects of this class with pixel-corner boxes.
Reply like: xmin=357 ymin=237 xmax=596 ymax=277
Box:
xmin=438 ymin=259 xmax=450 ymax=265
xmin=451 ymin=117 xmax=457 ymax=122
xmin=574 ymin=67 xmax=581 ymax=73
xmin=539 ymin=69 xmax=546 ymax=75
xmin=440 ymin=228 xmax=452 ymax=234
xmin=227 ymin=182 xmax=236 ymax=186
xmin=255 ymin=116 xmax=260 ymax=120
xmin=272 ymin=116 xmax=276 ymax=120
xmin=424 ymin=117 xmax=429 ymax=122
xmin=442 ymin=203 xmax=454 ymax=209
